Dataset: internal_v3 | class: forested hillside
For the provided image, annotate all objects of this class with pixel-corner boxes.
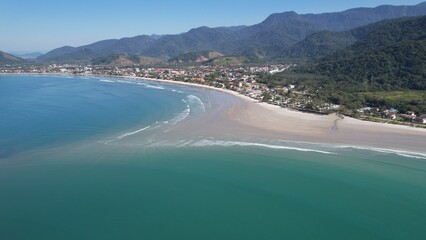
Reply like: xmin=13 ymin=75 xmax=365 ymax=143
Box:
xmin=277 ymin=16 xmax=426 ymax=113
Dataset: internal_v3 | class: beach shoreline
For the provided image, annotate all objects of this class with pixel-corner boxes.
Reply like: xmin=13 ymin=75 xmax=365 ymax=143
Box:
xmin=134 ymin=76 xmax=426 ymax=154
xmin=3 ymin=73 xmax=426 ymax=153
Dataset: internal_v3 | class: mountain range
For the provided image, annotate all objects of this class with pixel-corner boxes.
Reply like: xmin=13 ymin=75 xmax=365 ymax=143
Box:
xmin=0 ymin=51 xmax=26 ymax=65
xmin=12 ymin=52 xmax=44 ymax=59
xmin=34 ymin=2 xmax=426 ymax=63
xmin=273 ymin=15 xmax=426 ymax=113
xmin=314 ymin=15 xmax=426 ymax=91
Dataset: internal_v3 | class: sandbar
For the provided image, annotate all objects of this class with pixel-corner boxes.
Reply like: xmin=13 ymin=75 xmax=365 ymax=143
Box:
xmin=137 ymin=78 xmax=426 ymax=154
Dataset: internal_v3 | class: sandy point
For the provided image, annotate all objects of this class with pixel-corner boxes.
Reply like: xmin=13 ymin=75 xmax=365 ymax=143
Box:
xmin=148 ymin=80 xmax=426 ymax=154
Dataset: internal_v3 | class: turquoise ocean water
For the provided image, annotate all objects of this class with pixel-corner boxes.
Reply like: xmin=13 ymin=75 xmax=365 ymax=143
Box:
xmin=1 ymin=75 xmax=426 ymax=239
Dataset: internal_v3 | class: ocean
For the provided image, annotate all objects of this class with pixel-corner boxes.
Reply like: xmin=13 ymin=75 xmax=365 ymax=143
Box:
xmin=1 ymin=75 xmax=425 ymax=239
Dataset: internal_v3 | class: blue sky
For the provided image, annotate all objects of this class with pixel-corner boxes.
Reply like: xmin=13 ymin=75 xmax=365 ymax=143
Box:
xmin=1 ymin=0 xmax=423 ymax=52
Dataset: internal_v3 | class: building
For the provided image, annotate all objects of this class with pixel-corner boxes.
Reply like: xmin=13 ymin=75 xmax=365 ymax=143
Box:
xmin=414 ymin=117 xmax=426 ymax=124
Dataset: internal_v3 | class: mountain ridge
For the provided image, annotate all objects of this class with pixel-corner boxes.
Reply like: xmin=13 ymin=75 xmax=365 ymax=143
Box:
xmin=278 ymin=15 xmax=407 ymax=60
xmin=37 ymin=2 xmax=426 ymax=63
xmin=315 ymin=15 xmax=426 ymax=91
xmin=0 ymin=51 xmax=26 ymax=64
xmin=279 ymin=16 xmax=426 ymax=112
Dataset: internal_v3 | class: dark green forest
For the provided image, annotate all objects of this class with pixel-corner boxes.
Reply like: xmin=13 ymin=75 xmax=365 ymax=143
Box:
xmin=275 ymin=16 xmax=426 ymax=114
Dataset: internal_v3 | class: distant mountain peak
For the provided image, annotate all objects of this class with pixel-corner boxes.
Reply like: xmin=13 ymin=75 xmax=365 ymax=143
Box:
xmin=188 ymin=26 xmax=216 ymax=33
xmin=149 ymin=34 xmax=164 ymax=40
xmin=36 ymin=2 xmax=426 ymax=63
xmin=262 ymin=11 xmax=300 ymax=24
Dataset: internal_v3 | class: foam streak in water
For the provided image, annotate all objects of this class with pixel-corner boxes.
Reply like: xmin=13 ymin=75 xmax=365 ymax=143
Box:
xmin=168 ymin=99 xmax=190 ymax=125
xmin=277 ymin=140 xmax=426 ymax=160
xmin=104 ymin=126 xmax=151 ymax=144
xmin=99 ymin=79 xmax=115 ymax=83
xmin=116 ymin=126 xmax=151 ymax=140
xmin=171 ymin=89 xmax=184 ymax=93
xmin=336 ymin=145 xmax=426 ymax=160
xmin=116 ymin=80 xmax=135 ymax=84
xmin=186 ymin=95 xmax=205 ymax=113
xmin=189 ymin=140 xmax=336 ymax=154
xmin=137 ymin=82 xmax=165 ymax=90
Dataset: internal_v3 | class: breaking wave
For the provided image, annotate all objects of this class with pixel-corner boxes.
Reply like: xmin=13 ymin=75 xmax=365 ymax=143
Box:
xmin=99 ymin=79 xmax=115 ymax=83
xmin=116 ymin=80 xmax=135 ymax=84
xmin=335 ymin=145 xmax=426 ymax=160
xmin=137 ymin=82 xmax=165 ymax=90
xmin=103 ymin=95 xmax=206 ymax=143
xmin=165 ymin=95 xmax=205 ymax=125
xmin=277 ymin=140 xmax=426 ymax=160
xmin=167 ymin=99 xmax=191 ymax=125
xmin=171 ymin=89 xmax=184 ymax=93
xmin=185 ymin=95 xmax=205 ymax=113
xmin=174 ymin=140 xmax=336 ymax=154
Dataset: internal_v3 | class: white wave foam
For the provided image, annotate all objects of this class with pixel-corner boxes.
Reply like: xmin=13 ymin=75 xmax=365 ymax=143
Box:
xmin=99 ymin=79 xmax=115 ymax=83
xmin=277 ymin=140 xmax=426 ymax=160
xmin=104 ymin=126 xmax=151 ymax=144
xmin=137 ymin=82 xmax=165 ymax=90
xmin=186 ymin=95 xmax=205 ymax=113
xmin=158 ymin=95 xmax=205 ymax=127
xmin=168 ymin=101 xmax=191 ymax=125
xmin=146 ymin=85 xmax=165 ymax=90
xmin=171 ymin=89 xmax=184 ymax=93
xmin=336 ymin=145 xmax=426 ymax=160
xmin=116 ymin=126 xmax=151 ymax=140
xmin=117 ymin=80 xmax=135 ymax=84
xmin=189 ymin=140 xmax=336 ymax=154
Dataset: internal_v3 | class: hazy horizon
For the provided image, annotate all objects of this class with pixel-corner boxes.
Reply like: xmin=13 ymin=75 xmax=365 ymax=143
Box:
xmin=1 ymin=0 xmax=424 ymax=53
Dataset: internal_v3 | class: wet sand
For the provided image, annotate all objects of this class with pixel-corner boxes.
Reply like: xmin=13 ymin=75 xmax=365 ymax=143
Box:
xmin=168 ymin=88 xmax=426 ymax=154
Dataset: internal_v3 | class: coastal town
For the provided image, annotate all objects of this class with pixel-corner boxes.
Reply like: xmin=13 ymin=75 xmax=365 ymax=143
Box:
xmin=1 ymin=63 xmax=425 ymax=127
xmin=0 ymin=63 xmax=337 ymax=111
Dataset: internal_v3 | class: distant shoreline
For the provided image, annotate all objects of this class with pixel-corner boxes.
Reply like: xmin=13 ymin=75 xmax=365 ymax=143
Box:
xmin=3 ymin=73 xmax=426 ymax=154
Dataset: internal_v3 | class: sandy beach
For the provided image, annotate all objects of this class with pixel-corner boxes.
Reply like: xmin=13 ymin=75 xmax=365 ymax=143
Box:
xmin=133 ymin=77 xmax=426 ymax=154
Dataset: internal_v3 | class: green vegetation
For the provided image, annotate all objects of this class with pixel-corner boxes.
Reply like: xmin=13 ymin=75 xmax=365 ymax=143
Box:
xmin=358 ymin=91 xmax=426 ymax=113
xmin=313 ymin=17 xmax=426 ymax=91
xmin=277 ymin=31 xmax=357 ymax=60
xmin=0 ymin=51 xmax=26 ymax=64
xmin=275 ymin=18 xmax=387 ymax=61
xmin=276 ymin=16 xmax=426 ymax=115
xmin=206 ymin=56 xmax=248 ymax=66
xmin=91 ymin=54 xmax=162 ymax=66
xmin=168 ymin=51 xmax=224 ymax=64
